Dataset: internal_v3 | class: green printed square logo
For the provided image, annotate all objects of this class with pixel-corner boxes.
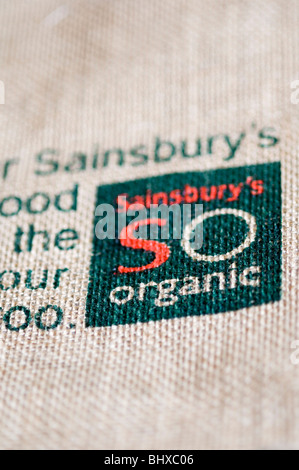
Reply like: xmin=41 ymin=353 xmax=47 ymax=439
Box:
xmin=86 ymin=162 xmax=282 ymax=327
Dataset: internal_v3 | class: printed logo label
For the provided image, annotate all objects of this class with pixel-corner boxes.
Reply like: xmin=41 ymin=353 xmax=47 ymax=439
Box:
xmin=86 ymin=162 xmax=282 ymax=327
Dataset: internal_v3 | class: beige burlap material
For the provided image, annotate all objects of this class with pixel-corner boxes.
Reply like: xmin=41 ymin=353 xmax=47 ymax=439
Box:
xmin=0 ymin=0 xmax=298 ymax=450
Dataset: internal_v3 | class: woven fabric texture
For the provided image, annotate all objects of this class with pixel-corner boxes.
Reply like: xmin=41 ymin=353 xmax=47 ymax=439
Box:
xmin=0 ymin=0 xmax=298 ymax=450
